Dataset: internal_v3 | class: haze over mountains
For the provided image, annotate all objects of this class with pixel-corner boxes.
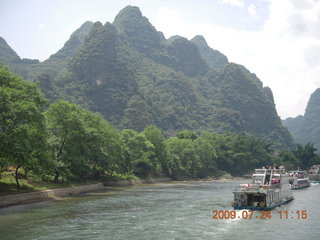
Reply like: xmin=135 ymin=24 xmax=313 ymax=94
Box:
xmin=283 ymin=88 xmax=320 ymax=149
xmin=0 ymin=6 xmax=294 ymax=149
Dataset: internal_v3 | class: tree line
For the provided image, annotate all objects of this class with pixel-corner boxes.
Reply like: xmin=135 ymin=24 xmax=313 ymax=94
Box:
xmin=1 ymin=65 xmax=319 ymax=188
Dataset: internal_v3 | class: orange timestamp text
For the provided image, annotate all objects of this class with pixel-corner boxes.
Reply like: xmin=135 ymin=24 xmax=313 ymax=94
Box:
xmin=212 ymin=210 xmax=308 ymax=220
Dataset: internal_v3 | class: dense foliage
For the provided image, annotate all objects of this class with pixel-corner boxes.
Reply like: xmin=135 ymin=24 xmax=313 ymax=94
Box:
xmin=1 ymin=66 xmax=319 ymax=188
xmin=0 ymin=65 xmax=47 ymax=187
xmin=45 ymin=100 xmax=124 ymax=182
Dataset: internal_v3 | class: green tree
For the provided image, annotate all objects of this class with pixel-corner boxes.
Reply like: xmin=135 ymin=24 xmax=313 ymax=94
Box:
xmin=213 ymin=134 xmax=235 ymax=173
xmin=45 ymin=100 xmax=123 ymax=181
xmin=294 ymin=142 xmax=318 ymax=170
xmin=193 ymin=132 xmax=218 ymax=177
xmin=78 ymin=109 xmax=124 ymax=179
xmin=210 ymin=134 xmax=273 ymax=176
xmin=143 ymin=125 xmax=169 ymax=176
xmin=166 ymin=137 xmax=199 ymax=179
xmin=121 ymin=129 xmax=155 ymax=178
xmin=275 ymin=150 xmax=299 ymax=170
xmin=176 ymin=131 xmax=198 ymax=141
xmin=0 ymin=66 xmax=47 ymax=187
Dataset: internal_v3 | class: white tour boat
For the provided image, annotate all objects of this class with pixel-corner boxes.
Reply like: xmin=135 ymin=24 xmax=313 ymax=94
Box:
xmin=309 ymin=165 xmax=320 ymax=183
xmin=289 ymin=171 xmax=310 ymax=189
xmin=232 ymin=167 xmax=294 ymax=210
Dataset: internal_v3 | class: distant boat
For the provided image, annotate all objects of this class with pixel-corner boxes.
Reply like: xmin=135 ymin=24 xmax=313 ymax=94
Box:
xmin=289 ymin=171 xmax=310 ymax=189
xmin=232 ymin=167 xmax=293 ymax=210
xmin=308 ymin=165 xmax=320 ymax=183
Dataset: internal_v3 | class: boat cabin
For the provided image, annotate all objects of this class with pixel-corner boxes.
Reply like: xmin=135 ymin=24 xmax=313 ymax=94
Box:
xmin=233 ymin=168 xmax=292 ymax=210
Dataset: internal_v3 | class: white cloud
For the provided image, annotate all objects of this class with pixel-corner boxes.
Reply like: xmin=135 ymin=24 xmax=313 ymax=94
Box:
xmin=258 ymin=0 xmax=320 ymax=118
xmin=154 ymin=0 xmax=320 ymax=118
xmin=37 ymin=23 xmax=47 ymax=31
xmin=291 ymin=0 xmax=320 ymax=10
xmin=6 ymin=0 xmax=320 ymax=119
xmin=154 ymin=7 xmax=186 ymax=38
xmin=248 ymin=3 xmax=257 ymax=18
xmin=220 ymin=0 xmax=244 ymax=8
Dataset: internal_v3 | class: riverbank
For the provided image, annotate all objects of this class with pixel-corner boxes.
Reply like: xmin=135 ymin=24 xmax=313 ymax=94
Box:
xmin=0 ymin=178 xmax=171 ymax=208
xmin=0 ymin=169 xmax=100 ymax=196
xmin=0 ymin=183 xmax=105 ymax=208
xmin=0 ymin=177 xmax=246 ymax=208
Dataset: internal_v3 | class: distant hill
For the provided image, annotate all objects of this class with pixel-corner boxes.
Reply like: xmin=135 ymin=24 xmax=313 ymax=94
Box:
xmin=283 ymin=88 xmax=320 ymax=149
xmin=0 ymin=37 xmax=20 ymax=64
xmin=0 ymin=5 xmax=294 ymax=149
xmin=0 ymin=37 xmax=40 ymax=78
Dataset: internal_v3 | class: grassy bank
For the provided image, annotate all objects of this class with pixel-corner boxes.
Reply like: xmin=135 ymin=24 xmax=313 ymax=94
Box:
xmin=0 ymin=168 xmax=241 ymax=197
xmin=0 ymin=167 xmax=149 ymax=196
xmin=0 ymin=170 xmax=98 ymax=196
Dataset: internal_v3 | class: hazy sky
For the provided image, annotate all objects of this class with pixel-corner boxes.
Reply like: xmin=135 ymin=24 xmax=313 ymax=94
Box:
xmin=1 ymin=0 xmax=320 ymax=119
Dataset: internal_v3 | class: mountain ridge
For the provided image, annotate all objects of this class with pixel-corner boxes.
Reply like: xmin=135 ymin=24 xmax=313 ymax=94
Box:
xmin=0 ymin=5 xmax=294 ymax=149
xmin=283 ymin=88 xmax=320 ymax=149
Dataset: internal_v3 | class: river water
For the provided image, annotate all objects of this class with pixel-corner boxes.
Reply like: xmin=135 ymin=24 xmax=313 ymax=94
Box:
xmin=0 ymin=180 xmax=319 ymax=240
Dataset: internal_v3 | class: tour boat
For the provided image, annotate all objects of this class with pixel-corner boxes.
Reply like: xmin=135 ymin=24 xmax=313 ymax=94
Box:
xmin=232 ymin=167 xmax=294 ymax=210
xmin=308 ymin=165 xmax=320 ymax=183
xmin=289 ymin=171 xmax=310 ymax=189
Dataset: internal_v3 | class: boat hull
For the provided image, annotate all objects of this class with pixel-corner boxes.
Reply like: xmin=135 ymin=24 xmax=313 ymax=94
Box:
xmin=291 ymin=183 xmax=310 ymax=189
xmin=233 ymin=196 xmax=294 ymax=211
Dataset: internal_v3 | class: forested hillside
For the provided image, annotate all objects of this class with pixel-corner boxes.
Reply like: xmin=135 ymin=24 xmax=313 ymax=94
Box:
xmin=1 ymin=65 xmax=319 ymax=189
xmin=283 ymin=88 xmax=320 ymax=149
xmin=0 ymin=6 xmax=294 ymax=149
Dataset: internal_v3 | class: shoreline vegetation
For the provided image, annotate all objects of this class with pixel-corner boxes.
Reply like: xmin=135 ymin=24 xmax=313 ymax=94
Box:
xmin=1 ymin=57 xmax=320 ymax=204
xmin=0 ymin=176 xmax=245 ymax=208
xmin=0 ymin=170 xmax=244 ymax=196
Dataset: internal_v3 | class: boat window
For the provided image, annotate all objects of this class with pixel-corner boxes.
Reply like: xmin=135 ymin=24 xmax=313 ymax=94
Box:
xmin=247 ymin=194 xmax=254 ymax=206
xmin=253 ymin=195 xmax=262 ymax=202
xmin=253 ymin=176 xmax=263 ymax=184
xmin=271 ymin=178 xmax=280 ymax=184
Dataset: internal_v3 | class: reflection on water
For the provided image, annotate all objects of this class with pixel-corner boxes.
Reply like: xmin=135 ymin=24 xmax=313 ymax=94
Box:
xmin=0 ymin=180 xmax=319 ymax=240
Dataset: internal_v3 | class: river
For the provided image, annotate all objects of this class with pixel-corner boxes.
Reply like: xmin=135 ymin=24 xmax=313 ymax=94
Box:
xmin=0 ymin=180 xmax=319 ymax=240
